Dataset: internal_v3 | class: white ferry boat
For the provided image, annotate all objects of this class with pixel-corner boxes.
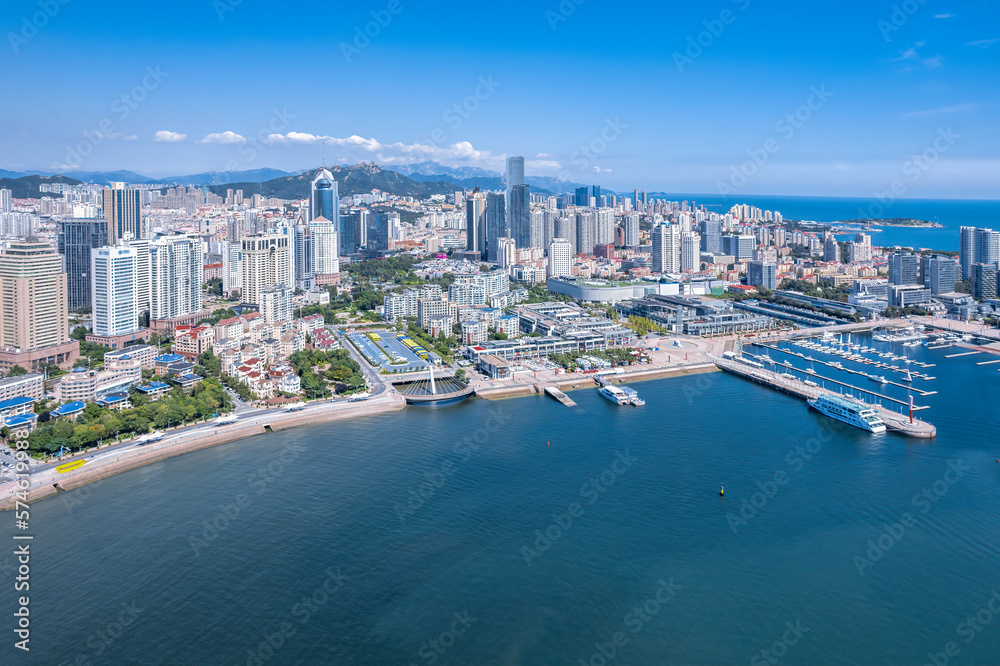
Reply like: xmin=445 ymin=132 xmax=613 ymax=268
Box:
xmin=808 ymin=394 xmax=886 ymax=433
xmin=619 ymin=386 xmax=645 ymax=406
xmin=599 ymin=385 xmax=630 ymax=405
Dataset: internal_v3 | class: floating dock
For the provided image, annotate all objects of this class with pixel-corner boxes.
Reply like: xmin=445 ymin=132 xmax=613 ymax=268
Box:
xmin=711 ymin=355 xmax=936 ymax=438
xmin=543 ymin=386 xmax=577 ymax=407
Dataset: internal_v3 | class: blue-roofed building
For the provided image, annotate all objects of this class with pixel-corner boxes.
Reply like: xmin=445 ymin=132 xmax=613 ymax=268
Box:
xmin=51 ymin=401 xmax=86 ymax=419
xmin=136 ymin=381 xmax=171 ymax=401
xmin=0 ymin=396 xmax=35 ymax=419
xmin=154 ymin=354 xmax=185 ymax=374
xmin=174 ymin=373 xmax=204 ymax=389
xmin=4 ymin=413 xmax=38 ymax=434
xmin=95 ymin=392 xmax=130 ymax=411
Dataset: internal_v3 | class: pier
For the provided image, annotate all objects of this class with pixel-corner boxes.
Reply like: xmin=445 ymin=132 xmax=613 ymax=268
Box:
xmin=711 ymin=355 xmax=936 ymax=438
xmin=543 ymin=386 xmax=577 ymax=407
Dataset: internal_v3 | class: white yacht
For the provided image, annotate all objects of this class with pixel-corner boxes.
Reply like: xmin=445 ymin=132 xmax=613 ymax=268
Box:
xmin=599 ymin=385 xmax=630 ymax=405
xmin=808 ymin=394 xmax=887 ymax=433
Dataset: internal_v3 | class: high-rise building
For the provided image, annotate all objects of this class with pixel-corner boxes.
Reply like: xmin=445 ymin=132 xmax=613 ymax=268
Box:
xmin=0 ymin=188 xmax=11 ymax=213
xmin=310 ymin=216 xmax=339 ymax=277
xmin=924 ymin=254 xmax=959 ymax=295
xmin=370 ymin=213 xmax=391 ymax=253
xmin=0 ymin=241 xmax=69 ymax=351
xmin=466 ymin=191 xmax=486 ymax=257
xmin=509 ymin=184 xmax=531 ymax=249
xmin=149 ymin=235 xmax=202 ymax=321
xmin=959 ymin=226 xmax=976 ymax=279
xmin=498 ymin=237 xmax=517 ymax=269
xmin=652 ymin=223 xmax=681 ymax=274
xmin=823 ymin=233 xmax=840 ymax=262
xmin=975 ymin=227 xmax=1000 ymax=268
xmin=58 ymin=218 xmax=108 ymax=311
xmin=529 ymin=211 xmax=545 ymax=250
xmin=971 ymin=263 xmax=998 ymax=301
xmin=339 ymin=213 xmax=356 ymax=255
xmin=505 ymin=155 xmax=524 ymax=212
xmin=596 ymin=209 xmax=615 ymax=246
xmin=547 ymin=238 xmax=573 ymax=278
xmin=310 ymin=169 xmax=339 ymax=223
xmin=260 ymin=284 xmax=293 ymax=324
xmin=293 ymin=221 xmax=314 ymax=290
xmin=889 ymin=252 xmax=920 ymax=285
xmin=555 ymin=213 xmax=576 ymax=253
xmin=722 ymin=234 xmax=754 ymax=260
xmin=591 ymin=185 xmax=601 ymax=207
xmin=700 ymin=219 xmax=721 ymax=253
xmin=848 ymin=233 xmax=872 ymax=263
xmin=241 ymin=234 xmax=290 ymax=307
xmin=680 ymin=232 xmax=701 ymax=272
xmin=90 ymin=245 xmax=138 ymax=336
xmin=748 ymin=260 xmax=778 ymax=291
xmin=575 ymin=211 xmax=597 ymax=256
xmin=485 ymin=192 xmax=506 ymax=263
xmin=102 ymin=182 xmax=144 ymax=243
xmin=123 ymin=237 xmax=151 ymax=318
xmin=222 ymin=241 xmax=241 ymax=296
xmin=624 ymin=213 xmax=640 ymax=248
xmin=574 ymin=186 xmax=589 ymax=207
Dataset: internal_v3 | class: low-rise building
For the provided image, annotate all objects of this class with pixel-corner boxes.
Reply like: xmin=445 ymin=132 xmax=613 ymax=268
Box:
xmin=0 ymin=373 xmax=44 ymax=402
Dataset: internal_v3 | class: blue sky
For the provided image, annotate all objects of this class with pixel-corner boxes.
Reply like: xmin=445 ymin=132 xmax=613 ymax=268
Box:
xmin=2 ymin=0 xmax=998 ymax=197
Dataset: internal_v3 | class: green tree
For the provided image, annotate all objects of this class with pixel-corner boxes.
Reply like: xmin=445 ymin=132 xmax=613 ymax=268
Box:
xmin=6 ymin=365 xmax=27 ymax=377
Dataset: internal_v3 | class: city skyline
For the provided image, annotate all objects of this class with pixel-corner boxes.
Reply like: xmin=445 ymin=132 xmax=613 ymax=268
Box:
xmin=2 ymin=0 xmax=998 ymax=198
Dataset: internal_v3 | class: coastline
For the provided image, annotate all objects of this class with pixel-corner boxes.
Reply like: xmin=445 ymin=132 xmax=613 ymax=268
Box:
xmin=0 ymin=395 xmax=406 ymax=510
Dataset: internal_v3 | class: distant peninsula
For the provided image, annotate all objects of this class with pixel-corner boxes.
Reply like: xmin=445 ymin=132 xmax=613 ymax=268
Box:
xmin=836 ymin=218 xmax=943 ymax=228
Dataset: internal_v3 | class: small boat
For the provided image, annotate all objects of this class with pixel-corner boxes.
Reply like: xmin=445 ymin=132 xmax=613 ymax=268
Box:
xmin=901 ymin=369 xmax=913 ymax=383
xmin=869 ymin=375 xmax=888 ymax=384
xmin=804 ymin=379 xmax=819 ymax=387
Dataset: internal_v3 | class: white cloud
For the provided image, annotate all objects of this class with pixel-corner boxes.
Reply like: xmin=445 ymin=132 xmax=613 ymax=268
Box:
xmin=199 ymin=131 xmax=246 ymax=144
xmin=935 ymin=13 xmax=955 ymax=18
xmin=904 ymin=103 xmax=977 ymax=117
xmin=967 ymin=38 xmax=999 ymax=47
xmin=921 ymin=55 xmax=945 ymax=67
xmin=153 ymin=130 xmax=187 ymax=142
xmin=124 ymin=134 xmax=138 ymax=141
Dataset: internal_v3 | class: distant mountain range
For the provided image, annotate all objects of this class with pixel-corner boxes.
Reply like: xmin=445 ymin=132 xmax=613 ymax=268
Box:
xmin=1 ymin=160 xmax=596 ymax=201
xmin=0 ymin=174 xmax=83 ymax=198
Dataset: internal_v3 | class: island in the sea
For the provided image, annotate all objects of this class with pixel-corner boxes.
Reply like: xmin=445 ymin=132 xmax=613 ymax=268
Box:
xmin=836 ymin=218 xmax=944 ymax=228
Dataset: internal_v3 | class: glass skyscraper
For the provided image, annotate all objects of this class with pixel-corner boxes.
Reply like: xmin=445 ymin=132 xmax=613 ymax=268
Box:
xmin=310 ymin=168 xmax=339 ymax=223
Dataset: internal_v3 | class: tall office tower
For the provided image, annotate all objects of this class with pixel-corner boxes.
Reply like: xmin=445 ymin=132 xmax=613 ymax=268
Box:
xmin=310 ymin=216 xmax=339 ymax=277
xmin=371 ymin=213 xmax=391 ymax=252
xmin=241 ymin=234 xmax=291 ymax=306
xmin=575 ymin=186 xmax=589 ymax=207
xmin=90 ymin=245 xmax=138 ymax=336
xmin=0 ymin=241 xmax=68 ymax=351
xmin=547 ymin=238 xmax=573 ymax=278
xmin=260 ymin=285 xmax=293 ymax=324
xmin=700 ymin=219 xmax=721 ymax=253
xmin=505 ymin=156 xmax=524 ymax=214
xmin=58 ymin=218 xmax=108 ymax=311
xmin=722 ymin=234 xmax=754 ymax=260
xmin=680 ymin=232 xmax=701 ymax=272
xmin=591 ymin=185 xmax=602 ymax=207
xmin=124 ymin=238 xmax=151 ymax=317
xmin=542 ymin=210 xmax=558 ymax=248
xmin=823 ymin=233 xmax=840 ymax=262
xmin=971 ymin=263 xmax=998 ymax=301
xmin=575 ymin=211 xmax=597 ymax=256
xmin=339 ymin=213 xmax=357 ymax=255
xmin=623 ymin=213 xmax=640 ymax=248
xmin=888 ymin=252 xmax=920 ymax=285
xmin=485 ymin=192 xmax=507 ymax=262
xmin=509 ymin=184 xmax=531 ymax=248
xmin=959 ymin=226 xmax=976 ymax=279
xmin=0 ymin=188 xmax=11 ymax=213
xmin=149 ymin=236 xmax=202 ymax=321
xmin=633 ymin=189 xmax=640 ymax=212
xmin=975 ymin=227 xmax=1000 ymax=267
xmin=924 ymin=255 xmax=959 ymax=295
xmin=555 ymin=213 xmax=576 ymax=253
xmin=222 ymin=241 xmax=242 ymax=296
xmin=293 ymin=222 xmax=313 ymax=290
xmin=651 ymin=223 xmax=681 ymax=274
xmin=529 ymin=211 xmax=545 ymax=250
xmin=596 ymin=209 xmax=615 ymax=246
xmin=641 ymin=191 xmax=648 ymax=208
xmin=102 ymin=182 xmax=144 ymax=243
xmin=466 ymin=191 xmax=487 ymax=256
xmin=748 ymin=260 xmax=778 ymax=291
xmin=310 ymin=168 xmax=339 ymax=223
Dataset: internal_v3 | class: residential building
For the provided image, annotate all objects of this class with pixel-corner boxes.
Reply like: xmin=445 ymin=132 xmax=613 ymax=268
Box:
xmin=241 ymin=234 xmax=290 ymax=307
xmin=652 ymin=223 xmax=681 ymax=274
xmin=547 ymin=238 xmax=573 ymax=278
xmin=91 ymin=244 xmax=138 ymax=336
xmin=58 ymin=218 xmax=108 ymax=311
xmin=102 ymin=182 xmax=144 ymax=243
xmin=150 ymin=235 xmax=202 ymax=321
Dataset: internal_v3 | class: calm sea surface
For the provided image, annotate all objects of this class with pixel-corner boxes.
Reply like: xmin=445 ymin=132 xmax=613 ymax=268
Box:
xmin=4 ymin=333 xmax=1000 ymax=665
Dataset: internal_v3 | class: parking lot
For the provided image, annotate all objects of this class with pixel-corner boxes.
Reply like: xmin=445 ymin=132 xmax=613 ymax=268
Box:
xmin=348 ymin=331 xmax=432 ymax=373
